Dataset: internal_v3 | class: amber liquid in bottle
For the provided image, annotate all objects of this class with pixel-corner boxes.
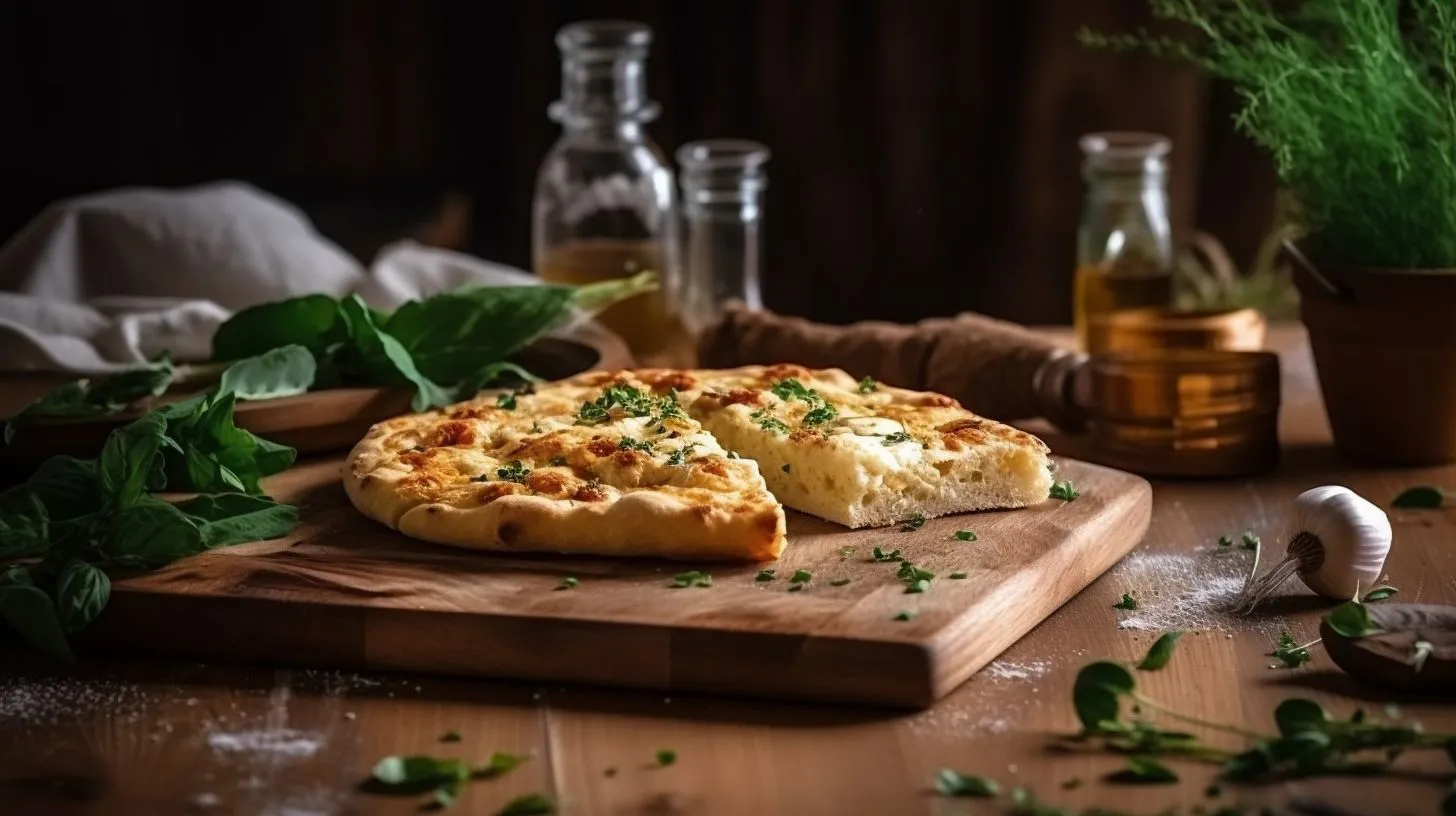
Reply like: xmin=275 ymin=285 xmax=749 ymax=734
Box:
xmin=1073 ymin=257 xmax=1173 ymax=352
xmin=537 ymin=239 xmax=692 ymax=365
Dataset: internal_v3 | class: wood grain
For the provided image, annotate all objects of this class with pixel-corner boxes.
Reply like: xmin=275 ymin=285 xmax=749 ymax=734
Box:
xmin=4 ymin=325 xmax=1455 ymax=816
xmin=80 ymin=456 xmax=1149 ymax=709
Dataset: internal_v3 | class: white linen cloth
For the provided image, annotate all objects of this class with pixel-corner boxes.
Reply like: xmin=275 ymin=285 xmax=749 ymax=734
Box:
xmin=0 ymin=180 xmax=542 ymax=375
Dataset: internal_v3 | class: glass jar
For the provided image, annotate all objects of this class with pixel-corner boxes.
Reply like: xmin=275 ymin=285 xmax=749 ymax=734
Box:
xmin=1074 ymin=132 xmax=1175 ymax=353
xmin=532 ymin=20 xmax=685 ymax=360
xmin=676 ymin=139 xmax=770 ymax=336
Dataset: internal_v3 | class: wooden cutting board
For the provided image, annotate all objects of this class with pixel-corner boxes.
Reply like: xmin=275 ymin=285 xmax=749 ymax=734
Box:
xmin=82 ymin=455 xmax=1151 ymax=709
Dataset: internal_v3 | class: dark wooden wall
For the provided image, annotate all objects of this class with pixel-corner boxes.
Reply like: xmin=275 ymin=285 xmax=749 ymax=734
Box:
xmin=0 ymin=0 xmax=1277 ymax=326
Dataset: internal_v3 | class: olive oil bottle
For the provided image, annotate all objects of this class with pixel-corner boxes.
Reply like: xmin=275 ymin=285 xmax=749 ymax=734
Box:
xmin=1074 ymin=132 xmax=1175 ymax=352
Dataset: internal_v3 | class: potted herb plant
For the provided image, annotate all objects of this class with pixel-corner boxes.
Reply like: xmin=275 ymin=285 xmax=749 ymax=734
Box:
xmin=1082 ymin=0 xmax=1456 ymax=466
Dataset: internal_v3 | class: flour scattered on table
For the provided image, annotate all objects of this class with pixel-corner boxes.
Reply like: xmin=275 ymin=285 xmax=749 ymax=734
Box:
xmin=207 ymin=728 xmax=324 ymax=759
xmin=981 ymin=660 xmax=1050 ymax=682
xmin=0 ymin=676 xmax=152 ymax=726
xmin=1110 ymin=549 xmax=1277 ymax=633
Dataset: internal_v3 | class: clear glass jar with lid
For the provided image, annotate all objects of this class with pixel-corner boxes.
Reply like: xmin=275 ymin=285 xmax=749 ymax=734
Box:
xmin=532 ymin=20 xmax=685 ymax=360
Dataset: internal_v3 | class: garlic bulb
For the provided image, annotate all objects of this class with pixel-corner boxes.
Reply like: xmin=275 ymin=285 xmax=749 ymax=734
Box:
xmin=1238 ymin=485 xmax=1392 ymax=612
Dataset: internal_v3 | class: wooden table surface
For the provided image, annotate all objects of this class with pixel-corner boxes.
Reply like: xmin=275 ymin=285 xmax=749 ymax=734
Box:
xmin=3 ymin=325 xmax=1454 ymax=816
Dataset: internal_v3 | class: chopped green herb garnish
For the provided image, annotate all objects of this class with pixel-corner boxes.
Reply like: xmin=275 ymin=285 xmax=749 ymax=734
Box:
xmin=897 ymin=563 xmax=935 ymax=583
xmin=497 ymin=793 xmax=555 ymax=815
xmin=666 ymin=443 xmax=699 ymax=466
xmin=871 ymin=546 xmax=903 ymax=562
xmin=934 ymin=768 xmax=1000 ymax=798
xmin=618 ymin=437 xmax=654 ymax=453
xmin=1267 ymin=631 xmax=1315 ymax=668
xmin=1049 ymin=480 xmax=1080 ymax=501
xmin=440 ymin=729 xmax=462 ymax=742
xmin=555 ymin=577 xmax=579 ymax=591
xmin=750 ymin=409 xmax=791 ymax=434
xmin=496 ymin=392 xmax=517 ymax=410
xmin=670 ymin=571 xmax=713 ymax=588
xmin=549 ymin=455 xmax=568 ymax=467
xmin=801 ymin=403 xmax=839 ymax=426
xmin=655 ymin=749 xmax=676 ymax=767
xmin=781 ymin=463 xmax=791 ymax=473
xmin=949 ymin=571 xmax=968 ymax=579
xmin=1217 ymin=534 xmax=1233 ymax=548
xmin=575 ymin=401 xmax=609 ymax=425
xmin=789 ymin=569 xmax=813 ymax=584
xmin=1113 ymin=593 xmax=1138 ymax=610
xmin=1136 ymin=631 xmax=1183 ymax=671
xmin=530 ymin=421 xmax=542 ymax=433
xmin=770 ymin=378 xmax=815 ymax=402
xmin=1326 ymin=600 xmax=1383 ymax=637
xmin=953 ymin=530 xmax=977 ymax=542
xmin=838 ymin=546 xmax=855 ymax=560
xmin=575 ymin=382 xmax=654 ymax=425
xmin=1108 ymin=755 xmax=1179 ymax=784
xmin=893 ymin=610 xmax=916 ymax=621
xmin=1240 ymin=531 xmax=1260 ymax=550
xmin=829 ymin=577 xmax=851 ymax=586
xmin=755 ymin=569 xmax=776 ymax=582
xmin=1363 ymin=585 xmax=1399 ymax=602
xmin=905 ymin=579 xmax=931 ymax=594
xmin=857 ymin=376 xmax=878 ymax=393
xmin=899 ymin=513 xmax=927 ymax=532
xmin=497 ymin=460 xmax=531 ymax=483
xmin=651 ymin=392 xmax=686 ymax=424
xmin=881 ymin=431 xmax=913 ymax=446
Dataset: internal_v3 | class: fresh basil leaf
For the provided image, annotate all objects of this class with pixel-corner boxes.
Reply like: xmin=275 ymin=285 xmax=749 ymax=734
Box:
xmin=933 ymin=768 xmax=999 ymax=797
xmin=337 ymin=295 xmax=450 ymax=410
xmin=85 ymin=361 xmax=176 ymax=408
xmin=98 ymin=412 xmax=169 ymax=508
xmin=162 ymin=392 xmax=295 ymax=494
xmin=1361 ymin=585 xmax=1399 ymax=602
xmin=432 ymin=779 xmax=461 ymax=809
xmin=212 ymin=294 xmax=343 ymax=361
xmin=473 ymin=751 xmax=529 ymax=778
xmin=1325 ymin=601 xmax=1384 ymax=638
xmin=54 ymin=559 xmax=110 ymax=633
xmin=383 ymin=287 xmax=576 ymax=385
xmin=1108 ymin=756 xmax=1179 ymax=784
xmin=0 ymin=565 xmax=74 ymax=662
xmin=0 ymin=489 xmax=49 ymax=559
xmin=4 ymin=363 xmax=174 ymax=443
xmin=23 ymin=456 xmax=103 ymax=522
xmin=1136 ymin=631 xmax=1183 ymax=671
xmin=497 ymin=793 xmax=555 ymax=816
xmin=103 ymin=499 xmax=204 ymax=569
xmin=216 ymin=345 xmax=317 ymax=401
xmin=5 ymin=382 xmax=93 ymax=444
xmin=1113 ymin=593 xmax=1138 ymax=610
xmin=1220 ymin=744 xmax=1274 ymax=781
xmin=1274 ymin=699 xmax=1329 ymax=737
xmin=369 ymin=754 xmax=470 ymax=794
xmin=1072 ymin=661 xmax=1135 ymax=732
xmin=655 ymin=748 xmax=676 ymax=767
xmin=1392 ymin=485 xmax=1445 ymax=508
xmin=172 ymin=493 xmax=299 ymax=548
xmin=453 ymin=362 xmax=541 ymax=402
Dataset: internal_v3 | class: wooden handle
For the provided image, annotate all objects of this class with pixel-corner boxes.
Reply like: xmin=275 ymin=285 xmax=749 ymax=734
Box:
xmin=696 ymin=305 xmax=1074 ymax=422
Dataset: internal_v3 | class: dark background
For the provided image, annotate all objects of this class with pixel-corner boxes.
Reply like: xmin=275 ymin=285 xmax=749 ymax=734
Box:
xmin=0 ymin=0 xmax=1278 ymax=326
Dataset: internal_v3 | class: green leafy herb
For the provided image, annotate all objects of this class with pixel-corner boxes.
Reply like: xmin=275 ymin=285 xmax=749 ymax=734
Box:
xmin=655 ymin=749 xmax=677 ymax=767
xmin=1217 ymin=534 xmax=1233 ymax=548
xmin=871 ymin=547 xmax=903 ymax=562
xmin=838 ymin=546 xmax=855 ymax=560
xmin=857 ymin=376 xmax=878 ymax=393
xmin=1107 ymin=756 xmax=1179 ymax=784
xmin=555 ymin=577 xmax=579 ymax=591
xmin=953 ymin=530 xmax=977 ymax=541
xmin=4 ymin=361 xmax=177 ymax=443
xmin=1240 ymin=531 xmax=1260 ymax=550
xmin=1410 ymin=639 xmax=1435 ymax=672
xmin=1049 ymin=480 xmax=1080 ymax=501
xmin=666 ymin=443 xmax=699 ymax=466
xmin=904 ymin=579 xmax=931 ymax=594
xmin=1267 ymin=632 xmax=1316 ymax=669
xmin=755 ymin=569 xmax=776 ymax=582
xmin=893 ymin=610 xmax=916 ymax=621
xmin=899 ymin=513 xmax=927 ymax=532
xmin=617 ymin=437 xmax=654 ymax=454
xmin=1393 ymin=485 xmax=1446 ymax=509
xmin=477 ymin=751 xmax=528 ymax=778
xmin=496 ymin=392 xmax=517 ymax=410
xmin=670 ymin=571 xmax=712 ymax=588
xmin=496 ymin=460 xmax=531 ymax=483
xmin=1325 ymin=601 xmax=1384 ymax=638
xmin=829 ymin=577 xmax=851 ymax=586
xmin=879 ymin=431 xmax=913 ymax=446
xmin=0 ymin=566 xmax=74 ymax=662
xmin=496 ymin=793 xmax=555 ymax=816
xmin=1362 ymin=585 xmax=1399 ymax=602
xmin=801 ymin=403 xmax=838 ymax=426
xmin=789 ymin=569 xmax=813 ymax=585
xmin=1136 ymin=631 xmax=1183 ymax=671
xmin=1113 ymin=593 xmax=1138 ymax=610
xmin=933 ymin=768 xmax=999 ymax=797
xmin=949 ymin=571 xmax=968 ymax=579
xmin=749 ymin=409 xmax=790 ymax=435
xmin=440 ymin=729 xmax=462 ymax=742
xmin=215 ymin=345 xmax=317 ymax=401
xmin=1072 ymin=661 xmax=1136 ymax=731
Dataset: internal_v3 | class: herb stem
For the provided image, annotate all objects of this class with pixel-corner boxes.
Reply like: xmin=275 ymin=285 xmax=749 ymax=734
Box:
xmin=1129 ymin=693 xmax=1271 ymax=742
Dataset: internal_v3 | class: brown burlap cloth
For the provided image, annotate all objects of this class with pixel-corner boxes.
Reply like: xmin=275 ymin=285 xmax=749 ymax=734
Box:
xmin=696 ymin=304 xmax=1079 ymax=423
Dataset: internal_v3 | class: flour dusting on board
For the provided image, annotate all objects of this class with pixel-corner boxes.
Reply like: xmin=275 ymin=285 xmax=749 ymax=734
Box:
xmin=1110 ymin=549 xmax=1278 ymax=633
xmin=207 ymin=728 xmax=325 ymax=759
xmin=0 ymin=675 xmax=152 ymax=726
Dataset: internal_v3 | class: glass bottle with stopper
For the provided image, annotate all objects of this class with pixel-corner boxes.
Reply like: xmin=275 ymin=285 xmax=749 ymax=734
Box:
xmin=676 ymin=139 xmax=770 ymax=340
xmin=532 ymin=20 xmax=685 ymax=360
xmin=1074 ymin=132 xmax=1175 ymax=353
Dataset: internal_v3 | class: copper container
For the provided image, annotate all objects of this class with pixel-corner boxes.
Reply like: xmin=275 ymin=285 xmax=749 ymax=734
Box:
xmin=1087 ymin=306 xmax=1267 ymax=355
xmin=1087 ymin=349 xmax=1281 ymax=477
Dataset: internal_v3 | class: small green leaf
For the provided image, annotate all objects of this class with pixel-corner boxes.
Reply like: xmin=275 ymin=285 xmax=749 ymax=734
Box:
xmin=1107 ymin=756 xmax=1179 ymax=784
xmin=754 ymin=569 xmax=775 ymax=582
xmin=655 ymin=748 xmax=676 ymax=767
xmin=1266 ymin=631 xmax=1314 ymax=668
xmin=1049 ymin=480 xmax=1080 ymax=501
xmin=949 ymin=571 xmax=968 ymax=579
xmin=555 ymin=576 xmax=579 ymax=591
xmin=1274 ymin=699 xmax=1328 ymax=737
xmin=899 ymin=513 xmax=926 ymax=532
xmin=496 ymin=793 xmax=554 ymax=816
xmin=0 ymin=565 xmax=74 ymax=662
xmin=933 ymin=767 xmax=999 ymax=797
xmin=953 ymin=530 xmax=977 ymax=541
xmin=893 ymin=610 xmax=916 ymax=621
xmin=789 ymin=569 xmax=813 ymax=584
xmin=216 ymin=345 xmax=317 ymax=401
xmin=1113 ymin=593 xmax=1138 ymax=610
xmin=172 ymin=493 xmax=299 ymax=549
xmin=473 ymin=751 xmax=528 ymax=778
xmin=439 ymin=729 xmax=462 ymax=742
xmin=1362 ymin=585 xmax=1399 ymax=602
xmin=496 ymin=392 xmax=517 ymax=410
xmin=1136 ymin=631 xmax=1183 ymax=671
xmin=0 ymin=488 xmax=50 ymax=560
xmin=1072 ymin=661 xmax=1135 ymax=731
xmin=54 ymin=560 xmax=110 ymax=634
xmin=871 ymin=547 xmax=903 ymax=562
xmin=837 ymin=546 xmax=854 ymax=560
xmin=1217 ymin=534 xmax=1233 ymax=548
xmin=670 ymin=571 xmax=712 ymax=588
xmin=828 ymin=577 xmax=850 ymax=586
xmin=370 ymin=754 xmax=470 ymax=792
xmin=1325 ymin=601 xmax=1384 ymax=638
xmin=1240 ymin=531 xmax=1260 ymax=550
xmin=904 ymin=579 xmax=930 ymax=594
xmin=857 ymin=376 xmax=878 ymax=393
xmin=1392 ymin=485 xmax=1445 ymax=508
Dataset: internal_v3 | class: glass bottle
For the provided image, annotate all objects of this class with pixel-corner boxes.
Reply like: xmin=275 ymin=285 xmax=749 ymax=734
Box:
xmin=676 ymin=139 xmax=770 ymax=336
xmin=1074 ymin=132 xmax=1175 ymax=353
xmin=533 ymin=20 xmax=683 ymax=360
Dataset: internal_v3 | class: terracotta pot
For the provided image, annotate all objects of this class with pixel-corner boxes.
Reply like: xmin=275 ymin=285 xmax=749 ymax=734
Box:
xmin=1292 ymin=251 xmax=1456 ymax=465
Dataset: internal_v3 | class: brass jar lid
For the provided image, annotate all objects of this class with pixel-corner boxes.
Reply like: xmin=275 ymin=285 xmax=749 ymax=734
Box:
xmin=1087 ymin=306 xmax=1267 ymax=355
xmin=1087 ymin=349 xmax=1282 ymax=477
